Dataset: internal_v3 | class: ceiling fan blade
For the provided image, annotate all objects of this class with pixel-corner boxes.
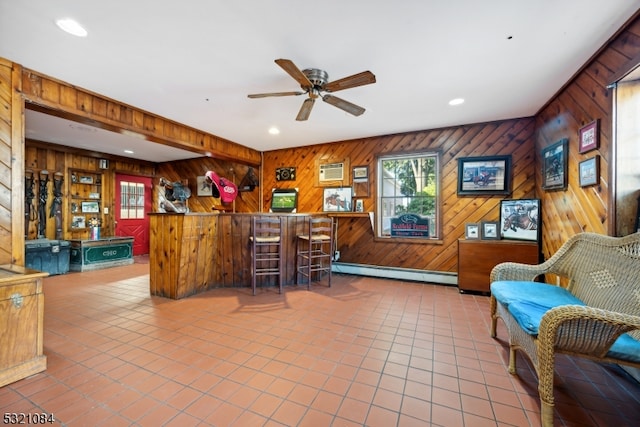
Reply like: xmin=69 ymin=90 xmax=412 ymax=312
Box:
xmin=296 ymin=98 xmax=315 ymax=121
xmin=323 ymin=70 xmax=376 ymax=92
xmin=275 ymin=58 xmax=313 ymax=88
xmin=248 ymin=91 xmax=305 ymax=98
xmin=322 ymin=94 xmax=366 ymax=116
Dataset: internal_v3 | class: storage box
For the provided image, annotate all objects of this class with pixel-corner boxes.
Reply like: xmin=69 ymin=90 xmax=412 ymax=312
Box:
xmin=25 ymin=239 xmax=70 ymax=275
xmin=0 ymin=264 xmax=48 ymax=387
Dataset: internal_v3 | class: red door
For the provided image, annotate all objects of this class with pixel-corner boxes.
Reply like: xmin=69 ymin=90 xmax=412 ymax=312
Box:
xmin=115 ymin=174 xmax=152 ymax=256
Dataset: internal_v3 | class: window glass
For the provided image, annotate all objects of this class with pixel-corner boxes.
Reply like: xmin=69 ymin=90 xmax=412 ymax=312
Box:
xmin=377 ymin=153 xmax=440 ymax=239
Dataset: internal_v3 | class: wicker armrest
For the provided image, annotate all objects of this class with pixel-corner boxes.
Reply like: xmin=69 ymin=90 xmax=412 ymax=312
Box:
xmin=490 ymin=261 xmax=547 ymax=282
xmin=538 ymin=305 xmax=640 ymax=357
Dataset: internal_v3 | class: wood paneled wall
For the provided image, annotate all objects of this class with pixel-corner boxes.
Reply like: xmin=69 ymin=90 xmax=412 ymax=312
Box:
xmin=0 ymin=58 xmax=23 ymax=265
xmin=536 ymin=14 xmax=640 ymax=259
xmin=263 ymin=118 xmax=536 ymax=273
xmin=24 ymin=141 xmax=156 ymax=240
xmin=155 ymin=158 xmax=260 ymax=214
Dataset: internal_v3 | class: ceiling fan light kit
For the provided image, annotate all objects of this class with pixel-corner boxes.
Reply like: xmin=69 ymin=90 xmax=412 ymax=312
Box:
xmin=248 ymin=58 xmax=375 ymax=121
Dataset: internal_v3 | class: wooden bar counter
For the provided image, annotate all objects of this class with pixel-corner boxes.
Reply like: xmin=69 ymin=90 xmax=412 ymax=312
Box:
xmin=148 ymin=213 xmax=315 ymax=299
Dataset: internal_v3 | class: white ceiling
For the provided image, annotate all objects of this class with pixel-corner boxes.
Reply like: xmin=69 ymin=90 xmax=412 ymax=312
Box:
xmin=1 ymin=1 xmax=638 ymax=162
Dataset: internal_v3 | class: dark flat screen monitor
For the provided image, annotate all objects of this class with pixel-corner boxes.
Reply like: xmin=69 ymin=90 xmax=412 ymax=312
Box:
xmin=270 ymin=188 xmax=298 ymax=213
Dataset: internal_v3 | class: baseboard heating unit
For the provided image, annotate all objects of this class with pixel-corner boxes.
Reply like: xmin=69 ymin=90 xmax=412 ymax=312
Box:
xmin=332 ymin=262 xmax=457 ymax=286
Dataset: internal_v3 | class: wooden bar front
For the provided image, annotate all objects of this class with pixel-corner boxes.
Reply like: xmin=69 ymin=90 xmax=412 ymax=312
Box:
xmin=149 ymin=213 xmax=315 ymax=299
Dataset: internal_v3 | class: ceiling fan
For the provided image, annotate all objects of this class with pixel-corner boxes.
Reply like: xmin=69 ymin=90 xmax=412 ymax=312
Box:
xmin=248 ymin=58 xmax=376 ymax=121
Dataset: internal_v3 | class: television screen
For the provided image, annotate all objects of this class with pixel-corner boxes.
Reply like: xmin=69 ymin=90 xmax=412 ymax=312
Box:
xmin=270 ymin=188 xmax=298 ymax=213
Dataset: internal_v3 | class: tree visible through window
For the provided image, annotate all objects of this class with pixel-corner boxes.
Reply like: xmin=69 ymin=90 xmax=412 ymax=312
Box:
xmin=377 ymin=152 xmax=440 ymax=239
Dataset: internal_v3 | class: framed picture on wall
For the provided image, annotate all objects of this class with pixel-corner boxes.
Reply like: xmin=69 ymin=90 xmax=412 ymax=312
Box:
xmin=542 ymin=138 xmax=568 ymax=191
xmin=196 ymin=176 xmax=213 ymax=196
xmin=457 ymin=155 xmax=512 ymax=195
xmin=323 ymin=187 xmax=353 ymax=212
xmin=579 ymin=119 xmax=600 ymax=153
xmin=500 ymin=199 xmax=541 ymax=242
xmin=579 ymin=156 xmax=599 ymax=187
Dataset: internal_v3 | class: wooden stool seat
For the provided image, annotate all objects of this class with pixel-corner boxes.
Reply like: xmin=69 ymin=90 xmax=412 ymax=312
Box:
xmin=296 ymin=216 xmax=334 ymax=289
xmin=250 ymin=216 xmax=283 ymax=295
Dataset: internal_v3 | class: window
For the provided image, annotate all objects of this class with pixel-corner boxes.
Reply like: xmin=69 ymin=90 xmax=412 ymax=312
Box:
xmin=120 ymin=181 xmax=145 ymax=219
xmin=377 ymin=152 xmax=440 ymax=239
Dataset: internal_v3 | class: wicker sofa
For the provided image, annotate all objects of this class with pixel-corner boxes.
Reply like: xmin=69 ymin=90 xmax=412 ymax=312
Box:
xmin=489 ymin=232 xmax=640 ymax=427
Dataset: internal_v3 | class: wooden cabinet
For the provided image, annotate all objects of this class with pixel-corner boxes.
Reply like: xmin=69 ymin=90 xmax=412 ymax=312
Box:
xmin=69 ymin=169 xmax=102 ymax=233
xmin=0 ymin=265 xmax=48 ymax=387
xmin=457 ymin=239 xmax=540 ymax=293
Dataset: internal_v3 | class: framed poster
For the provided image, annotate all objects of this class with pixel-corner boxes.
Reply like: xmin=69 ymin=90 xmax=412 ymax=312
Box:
xmin=81 ymin=201 xmax=99 ymax=213
xmin=579 ymin=156 xmax=599 ymax=187
xmin=500 ymin=199 xmax=541 ymax=242
xmin=465 ymin=223 xmax=480 ymax=239
xmin=481 ymin=221 xmax=500 ymax=240
xmin=579 ymin=120 xmax=599 ymax=153
xmin=457 ymin=155 xmax=512 ymax=195
xmin=323 ymin=187 xmax=353 ymax=212
xmin=352 ymin=165 xmax=369 ymax=197
xmin=542 ymin=139 xmax=568 ymax=191
xmin=196 ymin=175 xmax=213 ymax=196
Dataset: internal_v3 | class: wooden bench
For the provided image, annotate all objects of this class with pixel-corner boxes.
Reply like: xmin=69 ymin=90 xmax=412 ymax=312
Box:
xmin=489 ymin=232 xmax=640 ymax=427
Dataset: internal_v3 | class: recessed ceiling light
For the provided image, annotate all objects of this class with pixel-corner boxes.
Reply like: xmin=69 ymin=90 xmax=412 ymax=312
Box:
xmin=124 ymin=149 xmax=134 ymax=154
xmin=55 ymin=18 xmax=87 ymax=37
xmin=268 ymin=126 xmax=280 ymax=135
xmin=449 ymin=98 xmax=465 ymax=106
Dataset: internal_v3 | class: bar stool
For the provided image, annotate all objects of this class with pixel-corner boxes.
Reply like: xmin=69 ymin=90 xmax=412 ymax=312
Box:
xmin=249 ymin=216 xmax=283 ymax=295
xmin=296 ymin=216 xmax=334 ymax=289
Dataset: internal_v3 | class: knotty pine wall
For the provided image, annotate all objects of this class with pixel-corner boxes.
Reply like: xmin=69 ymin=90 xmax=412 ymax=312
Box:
xmin=155 ymin=158 xmax=260 ymax=214
xmin=24 ymin=141 xmax=156 ymax=240
xmin=536 ymin=13 xmax=640 ymax=259
xmin=263 ymin=118 xmax=536 ymax=273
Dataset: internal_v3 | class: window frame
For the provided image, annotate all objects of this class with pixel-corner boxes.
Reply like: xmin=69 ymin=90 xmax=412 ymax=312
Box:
xmin=375 ymin=151 xmax=441 ymax=242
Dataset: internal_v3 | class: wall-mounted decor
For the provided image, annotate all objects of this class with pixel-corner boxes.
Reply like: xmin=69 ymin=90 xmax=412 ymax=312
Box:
xmin=457 ymin=155 xmax=512 ymax=195
xmin=390 ymin=213 xmax=429 ymax=238
xmin=275 ymin=167 xmax=296 ymax=181
xmin=354 ymin=199 xmax=364 ymax=212
xmin=323 ymin=187 xmax=352 ymax=212
xmin=500 ymin=199 xmax=541 ymax=242
xmin=579 ymin=156 xmax=600 ymax=187
xmin=465 ymin=223 xmax=480 ymax=239
xmin=81 ymin=201 xmax=99 ymax=213
xmin=352 ymin=165 xmax=369 ymax=197
xmin=481 ymin=221 xmax=500 ymax=240
xmin=579 ymin=119 xmax=599 ymax=153
xmin=542 ymin=138 xmax=568 ymax=191
xmin=71 ymin=216 xmax=86 ymax=228
xmin=196 ymin=176 xmax=212 ymax=196
xmin=79 ymin=175 xmax=93 ymax=184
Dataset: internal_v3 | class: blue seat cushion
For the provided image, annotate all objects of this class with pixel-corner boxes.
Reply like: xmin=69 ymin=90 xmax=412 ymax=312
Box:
xmin=491 ymin=281 xmax=640 ymax=363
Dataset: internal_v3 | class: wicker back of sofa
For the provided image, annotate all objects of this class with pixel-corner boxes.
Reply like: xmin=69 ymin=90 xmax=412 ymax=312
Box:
xmin=541 ymin=232 xmax=640 ymax=339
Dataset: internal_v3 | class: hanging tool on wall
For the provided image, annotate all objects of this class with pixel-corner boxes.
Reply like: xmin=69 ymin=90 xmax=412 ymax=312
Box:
xmin=37 ymin=170 xmax=50 ymax=239
xmin=25 ymin=169 xmax=35 ymax=239
xmin=50 ymin=172 xmax=64 ymax=240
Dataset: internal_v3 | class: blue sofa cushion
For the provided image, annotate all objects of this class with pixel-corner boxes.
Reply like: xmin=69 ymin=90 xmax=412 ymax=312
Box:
xmin=491 ymin=281 xmax=585 ymax=336
xmin=491 ymin=281 xmax=640 ymax=363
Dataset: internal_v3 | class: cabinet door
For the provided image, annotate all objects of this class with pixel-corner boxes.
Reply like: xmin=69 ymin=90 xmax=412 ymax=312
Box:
xmin=458 ymin=240 xmax=539 ymax=293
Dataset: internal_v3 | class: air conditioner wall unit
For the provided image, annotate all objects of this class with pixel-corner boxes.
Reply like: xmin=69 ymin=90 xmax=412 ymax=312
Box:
xmin=319 ymin=162 xmax=344 ymax=182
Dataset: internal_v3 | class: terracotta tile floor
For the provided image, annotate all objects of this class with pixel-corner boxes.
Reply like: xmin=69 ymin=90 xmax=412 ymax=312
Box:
xmin=2 ymin=258 xmax=639 ymax=426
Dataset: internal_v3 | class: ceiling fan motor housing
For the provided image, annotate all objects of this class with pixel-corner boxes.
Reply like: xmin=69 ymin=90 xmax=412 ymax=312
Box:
xmin=302 ymin=68 xmax=329 ymax=89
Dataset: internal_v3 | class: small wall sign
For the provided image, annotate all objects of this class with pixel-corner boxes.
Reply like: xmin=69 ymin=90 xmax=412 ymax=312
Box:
xmin=390 ymin=214 xmax=429 ymax=237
